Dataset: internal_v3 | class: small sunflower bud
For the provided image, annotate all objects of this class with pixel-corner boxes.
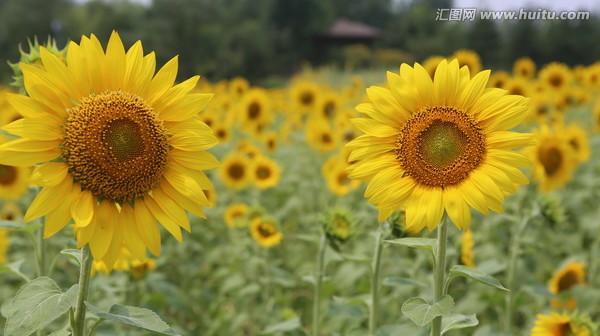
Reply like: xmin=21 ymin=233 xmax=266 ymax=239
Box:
xmin=9 ymin=37 xmax=66 ymax=93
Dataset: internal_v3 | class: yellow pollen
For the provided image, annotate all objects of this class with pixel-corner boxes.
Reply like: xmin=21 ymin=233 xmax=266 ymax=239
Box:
xmin=396 ymin=106 xmax=486 ymax=187
xmin=62 ymin=90 xmax=169 ymax=203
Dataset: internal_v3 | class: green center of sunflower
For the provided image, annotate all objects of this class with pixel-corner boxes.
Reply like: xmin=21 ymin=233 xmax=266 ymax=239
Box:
xmin=539 ymin=146 xmax=562 ymax=176
xmin=397 ymin=106 xmax=486 ymax=187
xmin=0 ymin=165 xmax=18 ymax=186
xmin=62 ymin=90 xmax=169 ymax=204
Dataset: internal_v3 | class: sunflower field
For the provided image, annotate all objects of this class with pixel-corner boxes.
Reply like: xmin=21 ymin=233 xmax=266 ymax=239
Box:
xmin=1 ymin=1 xmax=600 ymax=336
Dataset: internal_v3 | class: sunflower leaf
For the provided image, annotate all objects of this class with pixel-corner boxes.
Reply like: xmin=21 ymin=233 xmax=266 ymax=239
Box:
xmin=448 ymin=265 xmax=509 ymax=292
xmin=60 ymin=249 xmax=82 ymax=266
xmin=441 ymin=313 xmax=479 ymax=334
xmin=85 ymin=302 xmax=180 ymax=336
xmin=0 ymin=259 xmax=30 ymax=282
xmin=384 ymin=238 xmax=437 ymax=259
xmin=401 ymin=295 xmax=455 ymax=327
xmin=261 ymin=317 xmax=301 ymax=334
xmin=2 ymin=277 xmax=78 ymax=336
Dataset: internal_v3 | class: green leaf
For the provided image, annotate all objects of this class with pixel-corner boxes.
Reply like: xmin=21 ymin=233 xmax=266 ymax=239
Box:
xmin=441 ymin=314 xmax=479 ymax=334
xmin=401 ymin=295 xmax=455 ymax=327
xmin=0 ymin=259 xmax=30 ymax=282
xmin=448 ymin=265 xmax=509 ymax=292
xmin=2 ymin=277 xmax=78 ymax=336
xmin=382 ymin=276 xmax=426 ymax=288
xmin=86 ymin=302 xmax=180 ymax=336
xmin=384 ymin=238 xmax=437 ymax=258
xmin=60 ymin=249 xmax=82 ymax=266
xmin=261 ymin=317 xmax=301 ymax=334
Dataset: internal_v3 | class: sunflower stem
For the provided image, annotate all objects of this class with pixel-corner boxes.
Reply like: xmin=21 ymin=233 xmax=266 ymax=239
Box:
xmin=368 ymin=226 xmax=384 ymax=336
xmin=431 ymin=216 xmax=448 ymax=336
xmin=312 ymin=232 xmax=327 ymax=336
xmin=73 ymin=245 xmax=93 ymax=336
xmin=504 ymin=215 xmax=529 ymax=333
xmin=37 ymin=223 xmax=46 ymax=276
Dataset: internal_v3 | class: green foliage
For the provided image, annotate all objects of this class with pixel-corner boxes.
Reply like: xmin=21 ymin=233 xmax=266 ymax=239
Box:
xmin=447 ymin=265 xmax=509 ymax=293
xmin=86 ymin=303 xmax=180 ymax=336
xmin=1 ymin=277 xmax=78 ymax=336
xmin=401 ymin=295 xmax=454 ymax=327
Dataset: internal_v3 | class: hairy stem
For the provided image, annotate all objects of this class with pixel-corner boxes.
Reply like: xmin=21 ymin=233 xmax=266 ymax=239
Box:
xmin=312 ymin=233 xmax=327 ymax=336
xmin=73 ymin=245 xmax=93 ymax=336
xmin=369 ymin=227 xmax=384 ymax=336
xmin=431 ymin=217 xmax=448 ymax=336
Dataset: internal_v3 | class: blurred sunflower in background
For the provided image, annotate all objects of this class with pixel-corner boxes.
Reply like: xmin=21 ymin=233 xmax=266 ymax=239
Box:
xmin=224 ymin=203 xmax=249 ymax=228
xmin=528 ymin=125 xmax=577 ymax=192
xmin=252 ymin=155 xmax=281 ymax=189
xmin=93 ymin=247 xmax=156 ymax=279
xmin=0 ymin=136 xmax=30 ymax=201
xmin=322 ymin=154 xmax=359 ymax=196
xmin=250 ymin=217 xmax=283 ymax=248
xmin=220 ymin=152 xmax=251 ymax=189
xmin=531 ymin=313 xmax=591 ymax=336
xmin=347 ymin=59 xmax=531 ymax=232
xmin=239 ymin=88 xmax=272 ymax=132
xmin=291 ymin=80 xmax=319 ymax=114
xmin=452 ymin=49 xmax=482 ymax=74
xmin=539 ymin=62 xmax=572 ymax=92
xmin=0 ymin=202 xmax=22 ymax=221
xmin=460 ymin=229 xmax=475 ymax=267
xmin=513 ymin=57 xmax=536 ymax=79
xmin=0 ymin=32 xmax=218 ymax=268
xmin=0 ymin=228 xmax=8 ymax=264
xmin=306 ymin=119 xmax=337 ymax=152
xmin=488 ymin=70 xmax=510 ymax=89
xmin=548 ymin=261 xmax=586 ymax=295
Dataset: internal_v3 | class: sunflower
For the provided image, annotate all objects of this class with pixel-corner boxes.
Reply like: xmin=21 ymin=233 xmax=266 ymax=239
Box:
xmin=549 ymin=261 xmax=586 ymax=295
xmin=316 ymin=91 xmax=342 ymax=120
xmin=452 ymin=49 xmax=482 ymax=74
xmin=252 ymin=155 xmax=281 ymax=189
xmin=528 ymin=94 xmax=557 ymax=123
xmin=562 ymin=124 xmax=590 ymax=162
xmin=212 ymin=123 xmax=230 ymax=143
xmin=346 ymin=59 xmax=532 ymax=232
xmin=513 ymin=57 xmax=536 ymax=78
xmin=504 ymin=77 xmax=531 ymax=97
xmin=531 ymin=313 xmax=591 ymax=336
xmin=262 ymin=131 xmax=278 ymax=153
xmin=250 ymin=217 xmax=283 ymax=248
xmin=323 ymin=155 xmax=360 ymax=196
xmin=306 ymin=119 xmax=337 ymax=152
xmin=460 ymin=229 xmax=475 ymax=267
xmin=0 ymin=228 xmax=8 ymax=264
xmin=0 ymin=32 xmax=218 ymax=268
xmin=291 ymin=80 xmax=319 ymax=114
xmin=229 ymin=77 xmax=250 ymax=97
xmin=239 ymin=88 xmax=272 ymax=129
xmin=219 ymin=152 xmax=251 ymax=189
xmin=0 ymin=136 xmax=30 ymax=201
xmin=0 ymin=202 xmax=22 ymax=221
xmin=582 ymin=63 xmax=600 ymax=89
xmin=422 ymin=56 xmax=444 ymax=78
xmin=488 ymin=70 xmax=510 ymax=89
xmin=224 ymin=203 xmax=249 ymax=228
xmin=539 ymin=63 xmax=572 ymax=92
xmin=528 ymin=125 xmax=577 ymax=192
xmin=236 ymin=140 xmax=262 ymax=160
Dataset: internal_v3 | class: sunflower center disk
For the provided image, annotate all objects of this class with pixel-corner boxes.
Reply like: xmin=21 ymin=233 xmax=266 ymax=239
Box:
xmin=256 ymin=166 xmax=272 ymax=179
xmin=62 ymin=90 xmax=170 ymax=204
xmin=397 ymin=106 xmax=485 ymax=187
xmin=539 ymin=147 xmax=562 ymax=176
xmin=0 ymin=165 xmax=18 ymax=186
xmin=557 ymin=270 xmax=579 ymax=292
